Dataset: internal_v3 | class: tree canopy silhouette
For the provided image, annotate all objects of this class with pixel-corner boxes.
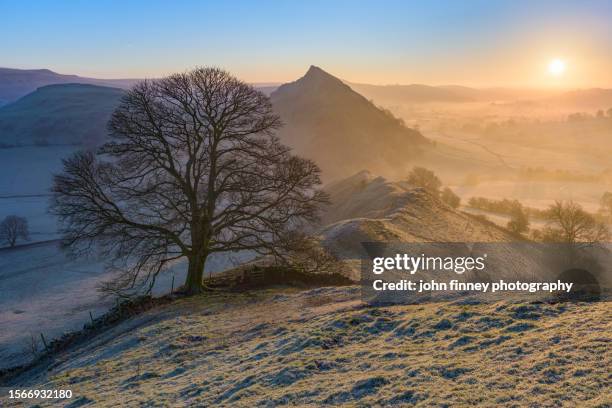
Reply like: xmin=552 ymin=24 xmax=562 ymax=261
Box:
xmin=51 ymin=67 xmax=327 ymax=295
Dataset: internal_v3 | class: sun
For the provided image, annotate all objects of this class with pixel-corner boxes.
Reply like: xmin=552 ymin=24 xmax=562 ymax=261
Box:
xmin=548 ymin=59 xmax=566 ymax=76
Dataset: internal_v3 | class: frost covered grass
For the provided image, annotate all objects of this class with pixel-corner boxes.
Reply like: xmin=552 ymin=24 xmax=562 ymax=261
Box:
xmin=0 ymin=241 xmax=189 ymax=370
xmin=3 ymin=286 xmax=610 ymax=407
xmin=0 ymin=146 xmax=78 ymax=244
xmin=0 ymin=238 xmax=250 ymax=370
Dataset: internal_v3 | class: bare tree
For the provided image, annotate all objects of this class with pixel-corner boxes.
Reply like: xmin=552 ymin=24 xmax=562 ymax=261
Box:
xmin=0 ymin=215 xmax=29 ymax=247
xmin=541 ymin=200 xmax=609 ymax=244
xmin=51 ymin=67 xmax=327 ymax=295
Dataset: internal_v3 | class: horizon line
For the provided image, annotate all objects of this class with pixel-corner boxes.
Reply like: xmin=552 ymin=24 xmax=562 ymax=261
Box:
xmin=2 ymin=65 xmax=611 ymax=91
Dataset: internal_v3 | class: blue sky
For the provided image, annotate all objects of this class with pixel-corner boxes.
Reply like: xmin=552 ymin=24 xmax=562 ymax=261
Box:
xmin=1 ymin=0 xmax=611 ymax=86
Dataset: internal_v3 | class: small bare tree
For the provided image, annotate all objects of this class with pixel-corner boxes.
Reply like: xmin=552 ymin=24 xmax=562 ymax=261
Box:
xmin=541 ymin=200 xmax=609 ymax=245
xmin=51 ymin=67 xmax=327 ymax=295
xmin=0 ymin=215 xmax=29 ymax=247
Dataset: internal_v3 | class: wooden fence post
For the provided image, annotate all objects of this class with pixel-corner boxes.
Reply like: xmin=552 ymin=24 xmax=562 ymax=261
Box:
xmin=40 ymin=333 xmax=49 ymax=352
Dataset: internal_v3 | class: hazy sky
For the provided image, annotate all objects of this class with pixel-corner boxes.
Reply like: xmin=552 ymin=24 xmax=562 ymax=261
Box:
xmin=2 ymin=0 xmax=611 ymax=87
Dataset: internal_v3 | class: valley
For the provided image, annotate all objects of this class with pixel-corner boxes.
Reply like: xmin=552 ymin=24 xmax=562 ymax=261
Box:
xmin=0 ymin=65 xmax=610 ymax=406
xmin=3 ymin=3 xmax=612 ymax=407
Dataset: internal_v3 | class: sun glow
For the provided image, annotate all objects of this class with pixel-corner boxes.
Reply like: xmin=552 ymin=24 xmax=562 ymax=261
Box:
xmin=548 ymin=59 xmax=566 ymax=76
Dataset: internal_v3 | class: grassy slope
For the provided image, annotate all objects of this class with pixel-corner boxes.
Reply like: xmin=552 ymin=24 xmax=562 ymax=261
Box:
xmin=5 ymin=287 xmax=610 ymax=407
xmin=0 ymin=84 xmax=123 ymax=146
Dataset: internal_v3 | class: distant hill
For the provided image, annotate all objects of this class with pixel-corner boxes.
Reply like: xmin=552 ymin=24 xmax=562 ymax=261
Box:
xmin=0 ymin=83 xmax=124 ymax=146
xmin=253 ymin=84 xmax=280 ymax=96
xmin=552 ymin=88 xmax=612 ymax=109
xmin=349 ymin=82 xmax=473 ymax=103
xmin=0 ymin=68 xmax=138 ymax=106
xmin=351 ymin=83 xmax=575 ymax=105
xmin=354 ymin=83 xmax=612 ymax=109
xmin=271 ymin=66 xmax=429 ymax=180
xmin=490 ymin=88 xmax=612 ymax=110
xmin=0 ymin=67 xmax=280 ymax=106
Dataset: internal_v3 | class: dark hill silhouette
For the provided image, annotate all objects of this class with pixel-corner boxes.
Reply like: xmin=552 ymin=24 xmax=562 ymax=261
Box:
xmin=0 ymin=67 xmax=277 ymax=106
xmin=0 ymin=83 xmax=124 ymax=146
xmin=271 ymin=66 xmax=430 ymax=180
xmin=0 ymin=67 xmax=138 ymax=106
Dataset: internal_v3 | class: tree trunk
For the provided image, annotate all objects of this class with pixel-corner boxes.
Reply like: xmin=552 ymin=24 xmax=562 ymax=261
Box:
xmin=184 ymin=253 xmax=206 ymax=295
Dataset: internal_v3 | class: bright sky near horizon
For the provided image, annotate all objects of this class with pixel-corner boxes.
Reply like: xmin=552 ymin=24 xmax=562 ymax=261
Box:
xmin=1 ymin=0 xmax=611 ymax=88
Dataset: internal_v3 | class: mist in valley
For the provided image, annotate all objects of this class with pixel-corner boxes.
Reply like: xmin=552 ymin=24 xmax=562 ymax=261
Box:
xmin=344 ymin=82 xmax=612 ymax=231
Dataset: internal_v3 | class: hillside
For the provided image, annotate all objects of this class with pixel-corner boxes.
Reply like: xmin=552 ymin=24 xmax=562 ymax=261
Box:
xmin=0 ymin=68 xmax=137 ymax=106
xmin=318 ymin=171 xmax=538 ymax=282
xmin=4 ymin=287 xmax=610 ymax=407
xmin=2 ymin=171 xmax=609 ymax=406
xmin=0 ymin=84 xmax=124 ymax=146
xmin=352 ymin=81 xmax=612 ymax=110
xmin=320 ymin=171 xmax=516 ymax=242
xmin=349 ymin=82 xmax=473 ymax=103
xmin=271 ymin=66 xmax=429 ymax=180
